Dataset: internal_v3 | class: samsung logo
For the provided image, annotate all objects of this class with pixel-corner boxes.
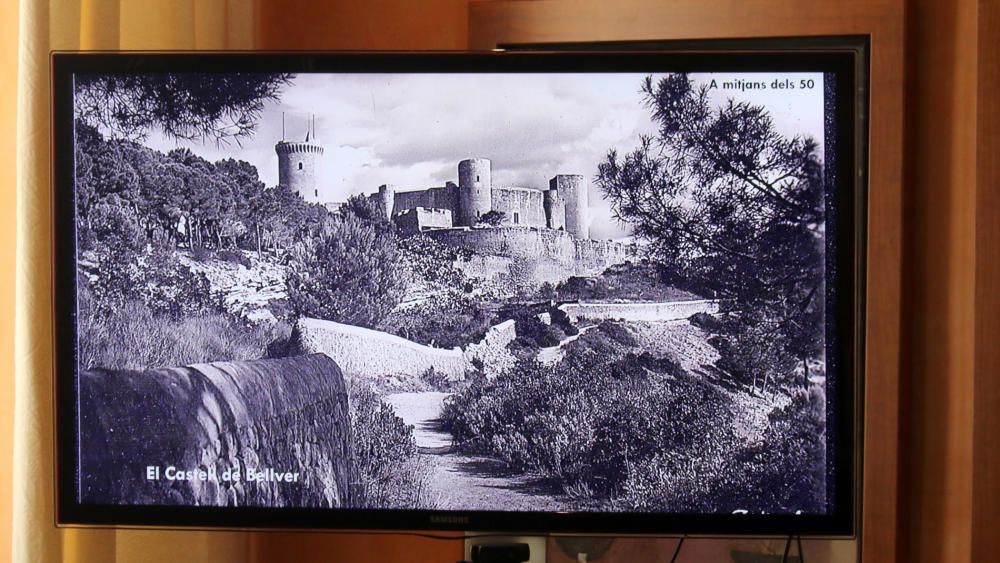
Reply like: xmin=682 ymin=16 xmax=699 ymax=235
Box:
xmin=430 ymin=515 xmax=470 ymax=525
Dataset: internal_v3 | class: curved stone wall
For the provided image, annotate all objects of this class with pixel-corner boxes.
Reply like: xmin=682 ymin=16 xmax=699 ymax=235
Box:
xmin=79 ymin=354 xmax=355 ymax=508
xmin=290 ymin=317 xmax=471 ymax=381
xmin=557 ymin=299 xmax=720 ymax=323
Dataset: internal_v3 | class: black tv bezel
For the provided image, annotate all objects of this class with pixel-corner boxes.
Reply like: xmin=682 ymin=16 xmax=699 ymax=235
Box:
xmin=51 ymin=46 xmax=867 ymax=538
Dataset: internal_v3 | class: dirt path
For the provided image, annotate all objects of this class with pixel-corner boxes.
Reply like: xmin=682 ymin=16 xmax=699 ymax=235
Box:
xmin=384 ymin=391 xmax=573 ymax=512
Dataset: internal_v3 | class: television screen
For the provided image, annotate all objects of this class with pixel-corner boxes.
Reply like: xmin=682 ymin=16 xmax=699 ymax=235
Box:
xmin=53 ymin=48 xmax=865 ymax=535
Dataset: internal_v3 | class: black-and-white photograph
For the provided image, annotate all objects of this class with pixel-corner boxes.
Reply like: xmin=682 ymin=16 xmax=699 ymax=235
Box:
xmin=74 ymin=70 xmax=832 ymax=515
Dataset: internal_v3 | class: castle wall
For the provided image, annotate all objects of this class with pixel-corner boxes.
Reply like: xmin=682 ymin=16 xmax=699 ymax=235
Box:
xmin=544 ymin=189 xmax=566 ymax=231
xmin=557 ymin=299 xmax=720 ymax=323
xmin=428 ymin=227 xmax=634 ymax=283
xmin=396 ymin=207 xmax=453 ymax=235
xmin=79 ymin=354 xmax=354 ymax=507
xmin=392 ymin=185 xmax=459 ymax=217
xmin=491 ymin=187 xmax=546 ymax=227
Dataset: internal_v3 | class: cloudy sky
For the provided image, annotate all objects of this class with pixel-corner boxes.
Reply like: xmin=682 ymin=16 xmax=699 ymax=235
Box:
xmin=145 ymin=71 xmax=825 ymax=240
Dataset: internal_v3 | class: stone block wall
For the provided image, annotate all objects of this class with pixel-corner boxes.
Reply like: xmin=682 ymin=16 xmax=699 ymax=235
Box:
xmin=78 ymin=354 xmax=355 ymax=508
xmin=558 ymin=299 xmax=720 ymax=323
xmin=290 ymin=317 xmax=471 ymax=381
xmin=491 ymin=187 xmax=547 ymax=227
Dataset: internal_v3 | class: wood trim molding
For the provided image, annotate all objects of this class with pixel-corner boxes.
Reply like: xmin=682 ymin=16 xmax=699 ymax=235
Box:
xmin=469 ymin=2 xmax=905 ymax=561
xmin=972 ymin=0 xmax=1000 ymax=558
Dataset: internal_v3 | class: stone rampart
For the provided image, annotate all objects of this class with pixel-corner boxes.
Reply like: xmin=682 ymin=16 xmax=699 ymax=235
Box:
xmin=291 ymin=317 xmax=470 ymax=381
xmin=428 ymin=227 xmax=633 ymax=283
xmin=558 ymin=299 xmax=720 ymax=323
xmin=290 ymin=317 xmax=519 ymax=382
xmin=79 ymin=354 xmax=355 ymax=508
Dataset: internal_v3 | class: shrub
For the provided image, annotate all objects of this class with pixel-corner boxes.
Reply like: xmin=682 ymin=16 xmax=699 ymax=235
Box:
xmin=596 ymin=321 xmax=637 ymax=347
xmin=78 ymin=280 xmax=277 ymax=371
xmin=380 ymin=291 xmax=493 ymax=349
xmin=286 ymin=215 xmax=404 ymax=328
xmin=689 ymin=311 xmax=723 ymax=332
xmin=442 ymin=356 xmax=738 ymax=499
xmin=618 ymin=388 xmax=826 ymax=514
xmin=478 ymin=210 xmax=505 ymax=226
xmin=349 ymin=387 xmax=431 ymax=509
xmin=217 ymin=248 xmax=252 ymax=268
xmin=90 ymin=248 xmax=220 ymax=319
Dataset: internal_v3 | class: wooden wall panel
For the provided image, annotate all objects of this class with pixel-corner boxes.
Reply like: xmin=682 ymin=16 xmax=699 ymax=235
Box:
xmin=469 ymin=2 xmax=905 ymax=562
xmin=255 ymin=0 xmax=469 ymax=51
xmin=971 ymin=0 xmax=1000 ymax=559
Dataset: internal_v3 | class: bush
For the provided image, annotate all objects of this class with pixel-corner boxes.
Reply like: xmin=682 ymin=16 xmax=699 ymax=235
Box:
xmin=381 ymin=291 xmax=493 ymax=349
xmin=513 ymin=316 xmax=565 ymax=348
xmin=349 ymin=388 xmax=431 ymax=509
xmin=689 ymin=311 xmax=723 ymax=332
xmin=714 ymin=311 xmax=798 ymax=394
xmin=286 ymin=214 xmax=404 ymax=328
xmin=78 ymin=280 xmax=277 ymax=371
xmin=596 ymin=321 xmax=637 ymax=347
xmin=618 ymin=388 xmax=826 ymax=514
xmin=217 ymin=248 xmax=252 ymax=268
xmin=90 ymin=248 xmax=220 ymax=319
xmin=442 ymin=356 xmax=738 ymax=499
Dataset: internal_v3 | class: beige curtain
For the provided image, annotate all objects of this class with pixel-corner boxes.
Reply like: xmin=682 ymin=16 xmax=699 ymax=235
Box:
xmin=14 ymin=1 xmax=256 ymax=562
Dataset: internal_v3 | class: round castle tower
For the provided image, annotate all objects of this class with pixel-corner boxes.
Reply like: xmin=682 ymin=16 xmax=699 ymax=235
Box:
xmin=543 ymin=187 xmax=566 ymax=231
xmin=549 ymin=174 xmax=589 ymax=239
xmin=275 ymin=131 xmax=324 ymax=204
xmin=376 ymin=184 xmax=396 ymax=219
xmin=458 ymin=158 xmax=492 ymax=227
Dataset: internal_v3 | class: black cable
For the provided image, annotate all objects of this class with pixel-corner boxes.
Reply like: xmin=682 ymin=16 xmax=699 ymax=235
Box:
xmin=669 ymin=536 xmax=685 ymax=563
xmin=797 ymin=535 xmax=805 ymax=563
xmin=781 ymin=535 xmax=792 ymax=563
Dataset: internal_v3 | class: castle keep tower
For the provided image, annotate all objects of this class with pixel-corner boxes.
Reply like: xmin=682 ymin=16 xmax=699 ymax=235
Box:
xmin=275 ymin=118 xmax=323 ymax=204
xmin=377 ymin=184 xmax=396 ymax=219
xmin=543 ymin=187 xmax=566 ymax=231
xmin=550 ymin=174 xmax=589 ymax=239
xmin=458 ymin=158 xmax=492 ymax=227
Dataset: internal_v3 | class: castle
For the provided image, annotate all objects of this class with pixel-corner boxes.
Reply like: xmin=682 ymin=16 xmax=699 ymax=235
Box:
xmin=275 ymin=122 xmax=590 ymax=239
xmin=275 ymin=124 xmax=633 ymax=284
xmin=371 ymin=158 xmax=591 ymax=239
xmin=275 ymin=117 xmax=324 ymax=204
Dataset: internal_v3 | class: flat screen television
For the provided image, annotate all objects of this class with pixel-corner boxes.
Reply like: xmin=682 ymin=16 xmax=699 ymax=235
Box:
xmin=52 ymin=43 xmax=867 ymax=537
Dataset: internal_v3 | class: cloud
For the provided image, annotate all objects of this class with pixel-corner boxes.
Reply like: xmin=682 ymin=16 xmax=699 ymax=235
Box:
xmin=141 ymin=70 xmax=826 ymax=240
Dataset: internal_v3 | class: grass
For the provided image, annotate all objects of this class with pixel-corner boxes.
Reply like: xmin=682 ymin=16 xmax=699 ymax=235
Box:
xmin=556 ymin=261 xmax=701 ymax=302
xmin=78 ymin=290 xmax=284 ymax=371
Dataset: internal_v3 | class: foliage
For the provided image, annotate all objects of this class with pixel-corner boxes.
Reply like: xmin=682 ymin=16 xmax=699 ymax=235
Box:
xmin=442 ymin=352 xmax=736 ymax=500
xmin=340 ymin=193 xmax=394 ymax=231
xmin=78 ymin=279 xmax=279 ymax=371
xmin=75 ymin=123 xmax=328 ymax=257
xmin=286 ymin=214 xmax=404 ymax=328
xmin=595 ymin=321 xmax=638 ymax=347
xmin=349 ymin=387 xmax=430 ymax=509
xmin=478 ymin=210 xmax=506 ymax=226
xmin=556 ymin=262 xmax=700 ymax=303
xmin=381 ymin=292 xmax=493 ymax=349
xmin=89 ymin=248 xmax=221 ymax=319
xmin=596 ymin=74 xmax=825 ymax=390
xmin=75 ymin=72 xmax=292 ymax=143
xmin=443 ymin=340 xmax=824 ymax=512
xmin=619 ymin=388 xmax=826 ymax=513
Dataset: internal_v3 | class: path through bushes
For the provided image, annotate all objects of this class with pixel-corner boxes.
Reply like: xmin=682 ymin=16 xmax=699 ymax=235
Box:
xmin=384 ymin=391 xmax=573 ymax=511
